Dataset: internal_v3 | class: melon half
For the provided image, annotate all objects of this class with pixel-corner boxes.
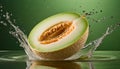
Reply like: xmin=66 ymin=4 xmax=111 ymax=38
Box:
xmin=28 ymin=12 xmax=89 ymax=60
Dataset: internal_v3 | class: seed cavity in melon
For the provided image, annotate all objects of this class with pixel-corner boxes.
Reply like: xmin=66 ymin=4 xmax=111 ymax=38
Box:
xmin=39 ymin=21 xmax=74 ymax=44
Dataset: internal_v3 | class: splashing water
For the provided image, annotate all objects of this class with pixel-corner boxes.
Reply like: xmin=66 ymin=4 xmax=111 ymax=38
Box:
xmin=0 ymin=5 xmax=120 ymax=60
xmin=5 ymin=12 xmax=40 ymax=60
xmin=86 ymin=23 xmax=120 ymax=53
xmin=67 ymin=23 xmax=120 ymax=60
xmin=0 ymin=5 xmax=40 ymax=60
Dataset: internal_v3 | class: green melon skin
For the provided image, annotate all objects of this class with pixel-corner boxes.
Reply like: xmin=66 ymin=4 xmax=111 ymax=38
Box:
xmin=28 ymin=12 xmax=89 ymax=60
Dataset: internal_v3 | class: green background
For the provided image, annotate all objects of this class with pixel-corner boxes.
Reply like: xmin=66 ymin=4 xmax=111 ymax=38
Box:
xmin=0 ymin=0 xmax=120 ymax=50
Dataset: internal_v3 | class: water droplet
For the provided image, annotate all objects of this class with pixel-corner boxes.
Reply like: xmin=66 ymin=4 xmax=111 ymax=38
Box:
xmin=0 ymin=21 xmax=3 ymax=23
xmin=95 ymin=11 xmax=98 ymax=13
xmin=0 ymin=9 xmax=3 ymax=12
xmin=3 ymin=15 xmax=6 ymax=17
xmin=100 ymin=10 xmax=102 ymax=12
xmin=110 ymin=16 xmax=114 ymax=19
xmin=3 ymin=23 xmax=7 ymax=26
xmin=85 ymin=13 xmax=89 ymax=15
xmin=0 ymin=6 xmax=3 ymax=8
xmin=82 ymin=10 xmax=85 ymax=13
xmin=10 ymin=13 xmax=12 ymax=16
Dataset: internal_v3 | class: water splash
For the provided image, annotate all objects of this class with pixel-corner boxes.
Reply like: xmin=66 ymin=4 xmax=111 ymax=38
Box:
xmin=1 ymin=11 xmax=39 ymax=60
xmin=85 ymin=23 xmax=120 ymax=57
xmin=67 ymin=23 xmax=120 ymax=60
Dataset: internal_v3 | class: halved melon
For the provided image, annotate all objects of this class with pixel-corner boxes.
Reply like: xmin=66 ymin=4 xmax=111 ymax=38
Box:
xmin=28 ymin=12 xmax=89 ymax=60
